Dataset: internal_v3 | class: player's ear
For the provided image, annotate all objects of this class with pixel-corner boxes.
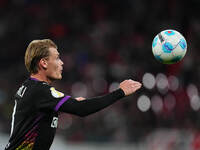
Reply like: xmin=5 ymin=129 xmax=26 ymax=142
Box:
xmin=39 ymin=58 xmax=48 ymax=69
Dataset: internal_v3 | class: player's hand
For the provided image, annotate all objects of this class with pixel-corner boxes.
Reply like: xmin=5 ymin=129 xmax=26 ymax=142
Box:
xmin=75 ymin=97 xmax=86 ymax=101
xmin=119 ymin=79 xmax=142 ymax=96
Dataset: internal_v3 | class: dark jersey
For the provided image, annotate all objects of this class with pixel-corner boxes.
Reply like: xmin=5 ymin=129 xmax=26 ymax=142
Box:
xmin=5 ymin=78 xmax=125 ymax=150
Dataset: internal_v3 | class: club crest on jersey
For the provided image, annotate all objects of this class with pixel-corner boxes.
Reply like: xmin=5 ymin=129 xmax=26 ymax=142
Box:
xmin=50 ymin=87 xmax=64 ymax=98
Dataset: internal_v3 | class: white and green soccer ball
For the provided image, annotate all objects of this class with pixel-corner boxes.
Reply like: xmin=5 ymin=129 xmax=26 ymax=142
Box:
xmin=152 ymin=29 xmax=187 ymax=64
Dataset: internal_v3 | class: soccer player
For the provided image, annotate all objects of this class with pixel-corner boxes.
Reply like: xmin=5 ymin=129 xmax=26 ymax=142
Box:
xmin=5 ymin=39 xmax=142 ymax=150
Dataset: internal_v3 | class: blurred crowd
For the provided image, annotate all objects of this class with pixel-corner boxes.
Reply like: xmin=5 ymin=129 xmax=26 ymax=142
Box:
xmin=0 ymin=0 xmax=200 ymax=149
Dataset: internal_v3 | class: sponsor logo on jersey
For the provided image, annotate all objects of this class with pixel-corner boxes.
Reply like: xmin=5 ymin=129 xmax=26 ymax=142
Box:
xmin=50 ymin=87 xmax=64 ymax=98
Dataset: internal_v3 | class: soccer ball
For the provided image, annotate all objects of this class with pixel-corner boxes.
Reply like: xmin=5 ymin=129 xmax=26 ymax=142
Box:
xmin=152 ymin=29 xmax=187 ymax=64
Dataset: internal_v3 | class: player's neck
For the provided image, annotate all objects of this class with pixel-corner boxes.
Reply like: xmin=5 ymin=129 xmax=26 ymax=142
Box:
xmin=30 ymin=73 xmax=52 ymax=84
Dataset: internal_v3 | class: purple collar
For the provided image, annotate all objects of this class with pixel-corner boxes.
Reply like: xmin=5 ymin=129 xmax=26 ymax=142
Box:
xmin=29 ymin=77 xmax=49 ymax=85
xmin=30 ymin=77 xmax=39 ymax=81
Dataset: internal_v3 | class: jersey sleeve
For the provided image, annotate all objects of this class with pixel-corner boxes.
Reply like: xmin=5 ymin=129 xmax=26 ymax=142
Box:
xmin=34 ymin=83 xmax=125 ymax=116
xmin=34 ymin=84 xmax=71 ymax=112
xmin=59 ymin=89 xmax=125 ymax=117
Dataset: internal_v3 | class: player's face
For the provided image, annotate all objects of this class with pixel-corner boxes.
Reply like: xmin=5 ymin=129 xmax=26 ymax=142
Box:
xmin=45 ymin=47 xmax=64 ymax=80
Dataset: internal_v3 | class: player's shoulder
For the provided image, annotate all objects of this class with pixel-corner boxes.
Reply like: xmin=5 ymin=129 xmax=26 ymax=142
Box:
xmin=22 ymin=78 xmax=65 ymax=98
xmin=22 ymin=78 xmax=51 ymax=94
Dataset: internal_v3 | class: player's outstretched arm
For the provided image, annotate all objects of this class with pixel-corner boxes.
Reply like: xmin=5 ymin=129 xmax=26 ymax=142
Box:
xmin=59 ymin=79 xmax=142 ymax=117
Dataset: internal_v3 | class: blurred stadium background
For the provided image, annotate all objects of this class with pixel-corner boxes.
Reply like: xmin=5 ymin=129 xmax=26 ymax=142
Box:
xmin=0 ymin=0 xmax=200 ymax=149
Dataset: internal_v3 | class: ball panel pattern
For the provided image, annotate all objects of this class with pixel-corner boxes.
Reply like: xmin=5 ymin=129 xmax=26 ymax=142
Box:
xmin=152 ymin=29 xmax=187 ymax=64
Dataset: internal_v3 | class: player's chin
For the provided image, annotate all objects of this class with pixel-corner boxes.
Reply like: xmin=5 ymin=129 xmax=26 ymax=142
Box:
xmin=56 ymin=74 xmax=62 ymax=80
xmin=52 ymin=74 xmax=62 ymax=80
